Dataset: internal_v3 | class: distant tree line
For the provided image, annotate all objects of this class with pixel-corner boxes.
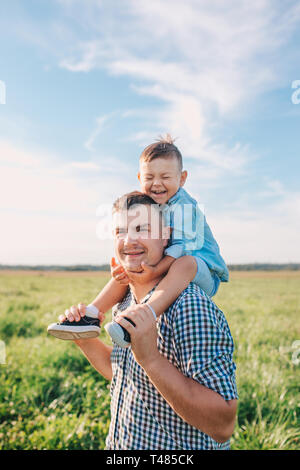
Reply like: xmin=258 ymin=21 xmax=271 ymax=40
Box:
xmin=0 ymin=263 xmax=300 ymax=271
xmin=0 ymin=264 xmax=110 ymax=271
xmin=228 ymin=263 xmax=300 ymax=271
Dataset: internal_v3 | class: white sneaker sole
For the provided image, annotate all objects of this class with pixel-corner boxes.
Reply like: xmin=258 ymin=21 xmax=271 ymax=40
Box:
xmin=104 ymin=322 xmax=130 ymax=348
xmin=47 ymin=323 xmax=100 ymax=340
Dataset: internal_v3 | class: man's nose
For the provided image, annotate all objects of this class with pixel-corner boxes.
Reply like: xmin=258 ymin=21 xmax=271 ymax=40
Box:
xmin=124 ymin=228 xmax=139 ymax=244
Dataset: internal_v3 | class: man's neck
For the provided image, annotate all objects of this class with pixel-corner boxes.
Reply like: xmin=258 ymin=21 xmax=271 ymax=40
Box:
xmin=129 ymin=276 xmax=164 ymax=303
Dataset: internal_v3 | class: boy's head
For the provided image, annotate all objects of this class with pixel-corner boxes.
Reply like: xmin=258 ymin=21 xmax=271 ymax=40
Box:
xmin=138 ymin=135 xmax=187 ymax=204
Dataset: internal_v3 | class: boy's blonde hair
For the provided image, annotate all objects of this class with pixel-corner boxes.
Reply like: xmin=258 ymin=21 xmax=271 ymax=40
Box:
xmin=139 ymin=134 xmax=183 ymax=171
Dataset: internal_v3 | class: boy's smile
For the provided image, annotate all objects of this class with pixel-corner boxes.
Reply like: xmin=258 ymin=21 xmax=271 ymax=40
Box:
xmin=138 ymin=156 xmax=187 ymax=205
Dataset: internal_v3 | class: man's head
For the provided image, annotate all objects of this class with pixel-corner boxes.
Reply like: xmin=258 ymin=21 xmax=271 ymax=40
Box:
xmin=138 ymin=135 xmax=187 ymax=205
xmin=112 ymin=191 xmax=169 ymax=275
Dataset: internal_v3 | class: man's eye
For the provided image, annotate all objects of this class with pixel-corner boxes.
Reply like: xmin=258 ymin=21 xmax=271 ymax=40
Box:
xmin=136 ymin=226 xmax=149 ymax=233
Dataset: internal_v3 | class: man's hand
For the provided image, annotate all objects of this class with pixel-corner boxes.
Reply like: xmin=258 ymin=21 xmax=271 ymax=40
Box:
xmin=111 ymin=257 xmax=130 ymax=285
xmin=58 ymin=303 xmax=105 ymax=324
xmin=126 ymin=262 xmax=158 ymax=284
xmin=115 ymin=305 xmax=160 ymax=368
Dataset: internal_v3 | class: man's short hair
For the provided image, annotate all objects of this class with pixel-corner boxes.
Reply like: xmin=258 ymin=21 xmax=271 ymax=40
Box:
xmin=112 ymin=191 xmax=167 ymax=238
xmin=139 ymin=134 xmax=183 ymax=171
xmin=112 ymin=191 xmax=157 ymax=214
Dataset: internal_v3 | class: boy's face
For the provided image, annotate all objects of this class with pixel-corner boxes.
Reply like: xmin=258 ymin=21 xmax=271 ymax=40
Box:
xmin=138 ymin=155 xmax=187 ymax=205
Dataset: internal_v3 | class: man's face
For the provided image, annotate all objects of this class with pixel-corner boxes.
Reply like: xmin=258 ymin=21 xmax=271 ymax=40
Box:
xmin=138 ymin=156 xmax=187 ymax=205
xmin=113 ymin=204 xmax=169 ymax=274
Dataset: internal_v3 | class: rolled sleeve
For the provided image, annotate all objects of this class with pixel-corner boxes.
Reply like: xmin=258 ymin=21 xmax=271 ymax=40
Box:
xmin=163 ymin=201 xmax=199 ymax=259
xmin=172 ymin=292 xmax=238 ymax=401
xmin=164 ymin=243 xmax=185 ymax=259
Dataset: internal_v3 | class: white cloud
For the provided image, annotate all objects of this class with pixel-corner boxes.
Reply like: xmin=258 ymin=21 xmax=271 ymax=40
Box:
xmin=1 ymin=138 xmax=299 ymax=265
xmin=59 ymin=40 xmax=106 ymax=73
xmin=70 ymin=161 xmax=101 ymax=170
xmin=9 ymin=1 xmax=300 ymax=179
xmin=84 ymin=114 xmax=113 ymax=152
xmin=209 ymin=184 xmax=300 ymax=264
xmin=0 ymin=139 xmax=133 ymax=264
xmin=0 ymin=139 xmax=40 ymax=167
xmin=55 ymin=0 xmax=300 ymax=176
xmin=2 ymin=1 xmax=300 ymax=264
xmin=258 ymin=179 xmax=286 ymax=198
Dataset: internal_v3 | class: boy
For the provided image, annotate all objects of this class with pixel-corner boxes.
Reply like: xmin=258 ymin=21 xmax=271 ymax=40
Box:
xmin=48 ymin=136 xmax=228 ymax=345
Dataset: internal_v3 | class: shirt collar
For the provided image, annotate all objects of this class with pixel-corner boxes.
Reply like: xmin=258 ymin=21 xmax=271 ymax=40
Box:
xmin=166 ymin=187 xmax=183 ymax=205
xmin=130 ymin=282 xmax=159 ymax=305
xmin=159 ymin=187 xmax=182 ymax=213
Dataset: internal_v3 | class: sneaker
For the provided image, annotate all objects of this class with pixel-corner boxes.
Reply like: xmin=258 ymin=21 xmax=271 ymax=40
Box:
xmin=47 ymin=305 xmax=100 ymax=340
xmin=104 ymin=317 xmax=135 ymax=348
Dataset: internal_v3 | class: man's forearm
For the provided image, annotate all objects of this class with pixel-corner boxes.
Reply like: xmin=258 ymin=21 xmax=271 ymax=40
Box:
xmin=74 ymin=338 xmax=113 ymax=381
xmin=143 ymin=353 xmax=237 ymax=443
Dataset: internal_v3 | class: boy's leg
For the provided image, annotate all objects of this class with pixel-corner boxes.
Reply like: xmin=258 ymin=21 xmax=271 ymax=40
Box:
xmin=210 ymin=273 xmax=220 ymax=297
xmin=192 ymin=257 xmax=219 ymax=297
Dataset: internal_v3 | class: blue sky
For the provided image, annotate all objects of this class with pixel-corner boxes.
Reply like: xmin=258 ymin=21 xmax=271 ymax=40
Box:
xmin=1 ymin=0 xmax=300 ymax=265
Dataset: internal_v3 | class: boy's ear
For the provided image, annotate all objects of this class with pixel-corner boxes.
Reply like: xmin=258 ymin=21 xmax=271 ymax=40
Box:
xmin=137 ymin=172 xmax=141 ymax=182
xmin=180 ymin=170 xmax=188 ymax=187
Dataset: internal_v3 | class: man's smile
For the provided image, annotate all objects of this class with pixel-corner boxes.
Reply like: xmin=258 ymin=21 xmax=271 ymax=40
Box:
xmin=123 ymin=250 xmax=145 ymax=257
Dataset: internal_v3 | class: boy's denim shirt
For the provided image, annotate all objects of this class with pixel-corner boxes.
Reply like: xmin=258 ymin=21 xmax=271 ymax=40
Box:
xmin=161 ymin=187 xmax=229 ymax=282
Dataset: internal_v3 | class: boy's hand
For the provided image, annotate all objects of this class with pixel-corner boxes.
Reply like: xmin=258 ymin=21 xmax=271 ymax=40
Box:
xmin=127 ymin=262 xmax=158 ymax=283
xmin=111 ymin=257 xmax=130 ymax=285
xmin=58 ymin=303 xmax=105 ymax=324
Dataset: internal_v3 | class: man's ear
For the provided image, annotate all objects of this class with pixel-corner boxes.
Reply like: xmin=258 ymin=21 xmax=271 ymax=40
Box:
xmin=180 ymin=170 xmax=187 ymax=187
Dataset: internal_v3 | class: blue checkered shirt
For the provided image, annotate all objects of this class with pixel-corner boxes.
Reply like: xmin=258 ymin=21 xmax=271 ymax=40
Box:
xmin=105 ymin=283 xmax=238 ymax=450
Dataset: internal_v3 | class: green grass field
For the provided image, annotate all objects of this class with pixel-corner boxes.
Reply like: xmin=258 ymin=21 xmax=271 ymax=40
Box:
xmin=0 ymin=270 xmax=299 ymax=450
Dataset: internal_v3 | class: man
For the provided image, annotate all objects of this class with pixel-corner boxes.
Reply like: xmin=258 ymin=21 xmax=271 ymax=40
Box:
xmin=61 ymin=191 xmax=238 ymax=450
